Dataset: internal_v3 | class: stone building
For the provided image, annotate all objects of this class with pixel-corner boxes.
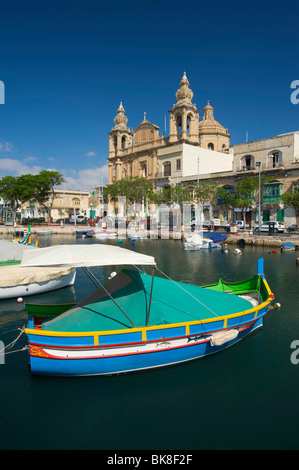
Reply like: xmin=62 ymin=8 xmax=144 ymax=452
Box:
xmin=108 ymin=73 xmax=231 ymax=186
xmin=107 ymin=72 xmax=299 ymax=227
xmin=230 ymin=131 xmax=299 ymax=225
xmin=20 ymin=189 xmax=92 ymax=221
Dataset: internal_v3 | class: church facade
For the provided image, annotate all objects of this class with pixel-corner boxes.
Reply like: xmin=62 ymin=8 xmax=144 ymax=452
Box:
xmin=108 ymin=73 xmax=231 ymax=186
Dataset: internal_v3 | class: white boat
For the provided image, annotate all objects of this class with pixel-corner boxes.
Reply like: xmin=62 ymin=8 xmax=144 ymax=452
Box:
xmin=183 ymin=231 xmax=228 ymax=250
xmin=37 ymin=230 xmax=52 ymax=236
xmin=94 ymin=231 xmax=117 ymax=239
xmin=85 ymin=230 xmax=117 ymax=239
xmin=0 ymin=264 xmax=76 ymax=299
xmin=183 ymin=233 xmax=211 ymax=250
xmin=0 ymin=240 xmax=76 ymax=299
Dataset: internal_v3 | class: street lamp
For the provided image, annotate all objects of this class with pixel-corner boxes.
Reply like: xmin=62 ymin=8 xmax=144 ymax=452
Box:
xmin=90 ymin=190 xmax=96 ymax=219
xmin=256 ymin=162 xmax=261 ymax=233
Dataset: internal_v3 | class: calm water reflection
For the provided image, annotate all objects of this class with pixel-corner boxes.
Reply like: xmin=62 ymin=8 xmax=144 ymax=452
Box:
xmin=0 ymin=235 xmax=298 ymax=450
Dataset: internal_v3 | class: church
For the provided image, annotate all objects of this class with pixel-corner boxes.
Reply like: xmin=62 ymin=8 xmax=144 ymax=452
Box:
xmin=107 ymin=72 xmax=231 ymax=186
xmin=107 ymin=73 xmax=299 ymax=227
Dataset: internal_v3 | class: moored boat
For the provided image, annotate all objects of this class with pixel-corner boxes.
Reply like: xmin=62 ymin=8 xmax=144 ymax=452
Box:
xmin=281 ymin=242 xmax=296 ymax=252
xmin=0 ymin=265 xmax=76 ymax=299
xmin=22 ymin=244 xmax=274 ymax=377
xmin=0 ymin=240 xmax=76 ymax=299
xmin=183 ymin=231 xmax=227 ymax=250
xmin=85 ymin=230 xmax=117 ymax=239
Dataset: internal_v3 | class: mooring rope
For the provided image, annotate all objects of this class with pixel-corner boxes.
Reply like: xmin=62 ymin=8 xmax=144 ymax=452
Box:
xmin=0 ymin=324 xmax=27 ymax=355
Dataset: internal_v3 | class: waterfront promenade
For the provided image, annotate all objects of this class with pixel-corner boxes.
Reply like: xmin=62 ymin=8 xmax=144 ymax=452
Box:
xmin=0 ymin=224 xmax=298 ymax=248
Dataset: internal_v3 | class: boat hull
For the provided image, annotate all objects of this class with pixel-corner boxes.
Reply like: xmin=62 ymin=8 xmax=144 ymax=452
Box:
xmin=0 ymin=270 xmax=76 ymax=300
xmin=27 ymin=317 xmax=263 ymax=377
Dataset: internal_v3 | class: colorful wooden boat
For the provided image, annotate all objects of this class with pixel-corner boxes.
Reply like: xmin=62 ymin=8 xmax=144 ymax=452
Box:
xmin=22 ymin=244 xmax=274 ymax=377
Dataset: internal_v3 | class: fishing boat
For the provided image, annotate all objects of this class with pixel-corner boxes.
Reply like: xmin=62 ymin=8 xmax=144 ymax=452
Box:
xmin=11 ymin=225 xmax=38 ymax=246
xmin=22 ymin=244 xmax=274 ymax=377
xmin=183 ymin=231 xmax=227 ymax=250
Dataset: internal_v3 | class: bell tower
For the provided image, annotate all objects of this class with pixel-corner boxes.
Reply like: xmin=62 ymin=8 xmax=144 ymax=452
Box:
xmin=169 ymin=73 xmax=199 ymax=144
xmin=108 ymin=102 xmax=132 ymax=158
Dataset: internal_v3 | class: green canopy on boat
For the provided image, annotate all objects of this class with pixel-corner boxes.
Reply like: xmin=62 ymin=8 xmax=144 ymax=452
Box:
xmin=42 ymin=269 xmax=254 ymax=333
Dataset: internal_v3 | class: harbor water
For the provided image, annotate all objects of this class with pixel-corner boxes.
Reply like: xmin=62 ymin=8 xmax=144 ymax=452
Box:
xmin=0 ymin=235 xmax=298 ymax=450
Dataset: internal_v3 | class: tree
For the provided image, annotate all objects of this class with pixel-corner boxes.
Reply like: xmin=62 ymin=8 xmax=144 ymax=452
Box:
xmin=282 ymin=187 xmax=299 ymax=224
xmin=193 ymin=180 xmax=218 ymax=205
xmin=0 ymin=176 xmax=20 ymax=223
xmin=217 ymin=176 xmax=272 ymax=224
xmin=0 ymin=171 xmax=65 ymax=222
xmin=104 ymin=177 xmax=155 ymax=208
xmin=217 ymin=177 xmax=258 ymax=223
xmin=32 ymin=170 xmax=65 ymax=220
xmin=153 ymin=185 xmax=191 ymax=207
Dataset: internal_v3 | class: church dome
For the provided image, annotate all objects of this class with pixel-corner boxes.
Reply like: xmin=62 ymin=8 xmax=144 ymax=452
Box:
xmin=199 ymin=101 xmax=226 ymax=130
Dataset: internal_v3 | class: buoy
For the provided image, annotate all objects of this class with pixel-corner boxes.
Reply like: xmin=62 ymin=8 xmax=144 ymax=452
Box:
xmin=275 ymin=303 xmax=281 ymax=308
xmin=296 ymin=257 xmax=299 ymax=265
xmin=131 ymin=238 xmax=136 ymax=243
xmin=272 ymin=250 xmax=277 ymax=254
xmin=17 ymin=297 xmax=23 ymax=303
xmin=234 ymin=248 xmax=242 ymax=255
xmin=118 ymin=239 xmax=123 ymax=243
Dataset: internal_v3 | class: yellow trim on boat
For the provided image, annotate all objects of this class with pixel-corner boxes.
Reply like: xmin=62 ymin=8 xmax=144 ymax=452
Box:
xmin=24 ymin=296 xmax=273 ymax=340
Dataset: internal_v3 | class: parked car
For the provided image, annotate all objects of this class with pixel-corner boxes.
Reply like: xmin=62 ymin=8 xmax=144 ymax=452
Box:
xmin=55 ymin=218 xmax=71 ymax=224
xmin=254 ymin=221 xmax=285 ymax=233
xmin=190 ymin=217 xmax=219 ymax=230
xmin=287 ymin=224 xmax=298 ymax=233
xmin=224 ymin=220 xmax=249 ymax=232
xmin=21 ymin=217 xmax=45 ymax=224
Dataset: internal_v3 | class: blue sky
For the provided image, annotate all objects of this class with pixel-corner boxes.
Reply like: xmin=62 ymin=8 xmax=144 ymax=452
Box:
xmin=0 ymin=0 xmax=298 ymax=190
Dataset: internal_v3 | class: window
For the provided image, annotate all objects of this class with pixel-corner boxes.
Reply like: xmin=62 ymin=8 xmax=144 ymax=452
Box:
xmin=141 ymin=164 xmax=147 ymax=178
xmin=268 ymin=151 xmax=282 ymax=168
xmin=176 ymin=159 xmax=181 ymax=171
xmin=72 ymin=198 xmax=80 ymax=206
xmin=293 ymin=182 xmax=299 ymax=193
xmin=187 ymin=114 xmax=192 ymax=134
xmin=164 ymin=162 xmax=171 ymax=177
xmin=263 ymin=182 xmax=283 ymax=203
xmin=208 ymin=143 xmax=214 ymax=150
xmin=176 ymin=115 xmax=182 ymax=134
xmin=121 ymin=136 xmax=126 ymax=150
xmin=241 ymin=155 xmax=254 ymax=171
